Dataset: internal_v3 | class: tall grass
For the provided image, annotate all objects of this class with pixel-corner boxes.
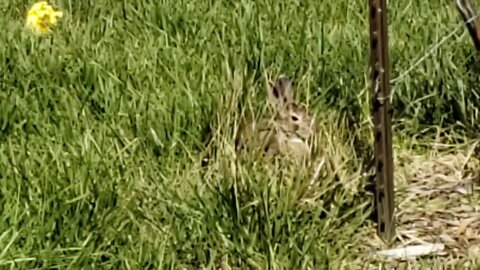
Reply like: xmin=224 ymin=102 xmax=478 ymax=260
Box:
xmin=0 ymin=0 xmax=478 ymax=268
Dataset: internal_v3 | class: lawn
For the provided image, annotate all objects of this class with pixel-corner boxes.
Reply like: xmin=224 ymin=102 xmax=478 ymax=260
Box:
xmin=1 ymin=0 xmax=480 ymax=269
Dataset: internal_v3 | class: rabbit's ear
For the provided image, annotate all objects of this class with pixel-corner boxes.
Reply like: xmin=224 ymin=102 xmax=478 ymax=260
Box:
xmin=267 ymin=75 xmax=294 ymax=109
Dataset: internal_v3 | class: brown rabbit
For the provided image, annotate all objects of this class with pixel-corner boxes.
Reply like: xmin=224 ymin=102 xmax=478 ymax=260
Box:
xmin=235 ymin=75 xmax=318 ymax=164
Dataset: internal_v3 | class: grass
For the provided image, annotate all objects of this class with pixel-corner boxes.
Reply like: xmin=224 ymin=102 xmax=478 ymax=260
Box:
xmin=1 ymin=0 xmax=480 ymax=269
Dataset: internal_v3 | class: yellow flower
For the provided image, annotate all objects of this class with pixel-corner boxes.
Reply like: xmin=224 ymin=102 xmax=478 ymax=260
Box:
xmin=25 ymin=1 xmax=63 ymax=34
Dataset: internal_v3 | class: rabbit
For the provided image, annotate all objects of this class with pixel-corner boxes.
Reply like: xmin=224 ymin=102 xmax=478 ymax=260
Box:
xmin=235 ymin=75 xmax=318 ymax=164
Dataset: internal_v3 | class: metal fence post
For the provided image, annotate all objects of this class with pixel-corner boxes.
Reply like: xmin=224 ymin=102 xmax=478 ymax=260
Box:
xmin=455 ymin=0 xmax=480 ymax=51
xmin=368 ymin=0 xmax=396 ymax=243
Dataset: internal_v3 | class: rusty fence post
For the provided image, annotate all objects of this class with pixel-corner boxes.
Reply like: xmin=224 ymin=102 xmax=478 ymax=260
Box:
xmin=368 ymin=0 xmax=396 ymax=243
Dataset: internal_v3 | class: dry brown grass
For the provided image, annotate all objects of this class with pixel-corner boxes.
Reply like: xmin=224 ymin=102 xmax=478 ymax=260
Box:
xmin=358 ymin=137 xmax=480 ymax=268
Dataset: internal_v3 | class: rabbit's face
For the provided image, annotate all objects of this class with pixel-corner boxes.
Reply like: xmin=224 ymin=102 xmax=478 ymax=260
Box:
xmin=277 ymin=102 xmax=316 ymax=141
xmin=267 ymin=76 xmax=318 ymax=160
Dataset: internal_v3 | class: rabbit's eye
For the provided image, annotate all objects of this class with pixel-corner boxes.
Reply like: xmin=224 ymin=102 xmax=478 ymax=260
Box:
xmin=291 ymin=115 xmax=299 ymax=121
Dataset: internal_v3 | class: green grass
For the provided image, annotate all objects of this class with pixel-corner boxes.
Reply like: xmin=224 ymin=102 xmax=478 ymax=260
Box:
xmin=1 ymin=0 xmax=480 ymax=269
